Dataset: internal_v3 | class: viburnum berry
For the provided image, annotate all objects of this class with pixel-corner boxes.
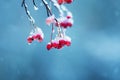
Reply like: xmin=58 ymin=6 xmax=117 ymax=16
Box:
xmin=64 ymin=0 xmax=73 ymax=4
xmin=57 ymin=44 xmax=63 ymax=49
xmin=51 ymin=42 xmax=58 ymax=48
xmin=67 ymin=21 xmax=72 ymax=27
xmin=57 ymin=0 xmax=73 ymax=5
xmin=34 ymin=34 xmax=43 ymax=42
xmin=59 ymin=39 xmax=66 ymax=46
xmin=27 ymin=36 xmax=34 ymax=43
xmin=66 ymin=16 xmax=71 ymax=19
xmin=60 ymin=22 xmax=67 ymax=28
xmin=46 ymin=43 xmax=52 ymax=50
xmin=57 ymin=0 xmax=64 ymax=5
xmin=65 ymin=40 xmax=71 ymax=46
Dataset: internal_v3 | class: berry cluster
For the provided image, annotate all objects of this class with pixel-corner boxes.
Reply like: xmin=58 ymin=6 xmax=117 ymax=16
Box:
xmin=46 ymin=12 xmax=73 ymax=29
xmin=58 ymin=0 xmax=73 ymax=5
xmin=56 ymin=15 xmax=73 ymax=28
xmin=22 ymin=0 xmax=73 ymax=50
xmin=45 ymin=0 xmax=73 ymax=50
xmin=46 ymin=36 xmax=71 ymax=50
xmin=27 ymin=27 xmax=44 ymax=44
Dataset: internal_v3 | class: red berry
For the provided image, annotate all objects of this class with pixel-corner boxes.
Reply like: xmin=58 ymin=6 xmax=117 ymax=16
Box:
xmin=66 ymin=16 xmax=71 ymax=19
xmin=59 ymin=40 xmax=66 ymax=46
xmin=57 ymin=0 xmax=64 ymax=5
xmin=67 ymin=22 xmax=72 ymax=27
xmin=36 ymin=34 xmax=41 ymax=38
xmin=60 ymin=22 xmax=67 ymax=28
xmin=65 ymin=41 xmax=71 ymax=46
xmin=46 ymin=43 xmax=52 ymax=50
xmin=57 ymin=44 xmax=63 ymax=49
xmin=51 ymin=42 xmax=58 ymax=48
xmin=38 ymin=37 xmax=43 ymax=42
xmin=27 ymin=37 xmax=34 ymax=43
xmin=32 ymin=35 xmax=36 ymax=40
xmin=65 ymin=0 xmax=73 ymax=4
xmin=35 ymin=34 xmax=43 ymax=42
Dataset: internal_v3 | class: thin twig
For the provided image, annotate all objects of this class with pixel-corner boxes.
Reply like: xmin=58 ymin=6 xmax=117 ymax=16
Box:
xmin=42 ymin=0 xmax=58 ymax=22
xmin=50 ymin=23 xmax=54 ymax=42
xmin=42 ymin=0 xmax=52 ymax=15
xmin=21 ymin=0 xmax=36 ymax=28
xmin=33 ymin=0 xmax=37 ymax=7
xmin=21 ymin=0 xmax=25 ymax=7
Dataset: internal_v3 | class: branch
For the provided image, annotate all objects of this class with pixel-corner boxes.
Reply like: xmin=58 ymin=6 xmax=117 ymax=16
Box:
xmin=42 ymin=0 xmax=59 ymax=22
xmin=21 ymin=0 xmax=25 ymax=7
xmin=33 ymin=0 xmax=37 ymax=7
xmin=42 ymin=0 xmax=52 ymax=16
xmin=21 ymin=0 xmax=35 ymax=25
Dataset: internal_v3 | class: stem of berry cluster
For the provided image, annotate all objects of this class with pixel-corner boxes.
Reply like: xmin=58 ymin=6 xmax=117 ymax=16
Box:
xmin=42 ymin=0 xmax=59 ymax=22
xmin=50 ymin=23 xmax=54 ymax=42
xmin=22 ymin=0 xmax=36 ymax=29
xmin=42 ymin=0 xmax=63 ymax=41
xmin=32 ymin=0 xmax=37 ymax=7
xmin=57 ymin=25 xmax=62 ymax=37
xmin=41 ymin=0 xmax=52 ymax=16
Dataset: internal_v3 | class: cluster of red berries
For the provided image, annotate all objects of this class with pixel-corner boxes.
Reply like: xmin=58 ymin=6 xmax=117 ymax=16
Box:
xmin=46 ymin=36 xmax=71 ymax=50
xmin=56 ymin=15 xmax=73 ymax=28
xmin=46 ymin=15 xmax=73 ymax=29
xmin=27 ymin=34 xmax=43 ymax=43
xmin=27 ymin=27 xmax=44 ymax=44
xmin=24 ymin=0 xmax=73 ymax=50
xmin=57 ymin=0 xmax=73 ymax=5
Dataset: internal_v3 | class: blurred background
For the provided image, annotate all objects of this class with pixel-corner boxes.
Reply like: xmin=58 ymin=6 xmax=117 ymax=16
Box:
xmin=0 ymin=0 xmax=120 ymax=80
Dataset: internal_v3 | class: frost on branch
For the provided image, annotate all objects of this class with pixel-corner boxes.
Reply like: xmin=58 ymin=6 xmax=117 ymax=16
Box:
xmin=22 ymin=0 xmax=74 ymax=50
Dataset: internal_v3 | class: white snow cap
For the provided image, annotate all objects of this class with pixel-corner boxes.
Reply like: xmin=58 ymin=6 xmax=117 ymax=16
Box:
xmin=34 ymin=6 xmax=38 ymax=10
xmin=34 ymin=27 xmax=44 ymax=38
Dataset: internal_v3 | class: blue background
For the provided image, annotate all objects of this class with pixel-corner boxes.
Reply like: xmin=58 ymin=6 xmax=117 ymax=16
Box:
xmin=0 ymin=0 xmax=120 ymax=80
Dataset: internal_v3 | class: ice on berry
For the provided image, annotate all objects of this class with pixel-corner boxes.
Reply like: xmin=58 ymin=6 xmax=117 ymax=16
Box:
xmin=46 ymin=15 xmax=55 ymax=25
